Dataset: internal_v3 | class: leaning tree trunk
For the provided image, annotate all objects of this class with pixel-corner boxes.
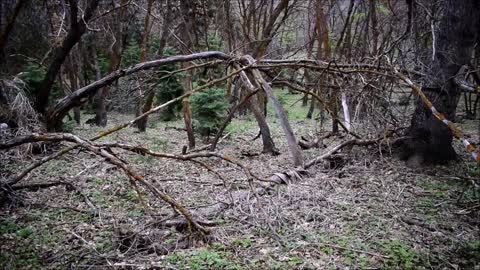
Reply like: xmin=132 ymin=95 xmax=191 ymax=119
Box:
xmin=0 ymin=0 xmax=25 ymax=55
xmin=37 ymin=0 xmax=99 ymax=120
xmin=402 ymin=0 xmax=480 ymax=164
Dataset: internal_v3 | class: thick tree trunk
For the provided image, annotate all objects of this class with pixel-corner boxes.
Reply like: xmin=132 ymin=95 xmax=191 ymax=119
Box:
xmin=0 ymin=0 xmax=24 ymax=54
xmin=402 ymin=0 xmax=480 ymax=164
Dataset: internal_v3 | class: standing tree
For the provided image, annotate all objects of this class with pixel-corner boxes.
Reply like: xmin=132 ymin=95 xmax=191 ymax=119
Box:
xmin=94 ymin=0 xmax=129 ymax=127
xmin=36 ymin=0 xmax=99 ymax=123
xmin=402 ymin=0 xmax=480 ymax=164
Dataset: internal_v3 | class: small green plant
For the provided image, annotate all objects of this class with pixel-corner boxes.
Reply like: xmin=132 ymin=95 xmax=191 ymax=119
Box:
xmin=0 ymin=219 xmax=19 ymax=235
xmin=231 ymin=238 xmax=252 ymax=248
xmin=19 ymin=61 xmax=63 ymax=101
xmin=16 ymin=227 xmax=34 ymax=239
xmin=380 ymin=240 xmax=421 ymax=269
xmin=155 ymin=47 xmax=184 ymax=121
xmin=287 ymin=257 xmax=303 ymax=267
xmin=167 ymin=249 xmax=242 ymax=270
xmin=19 ymin=62 xmax=45 ymax=94
xmin=466 ymin=164 xmax=480 ymax=178
xmin=62 ymin=119 xmax=77 ymax=133
xmin=151 ymin=137 xmax=168 ymax=151
xmin=121 ymin=40 xmax=141 ymax=68
xmin=191 ymin=88 xmax=229 ymax=137
xmin=456 ymin=240 xmax=480 ymax=268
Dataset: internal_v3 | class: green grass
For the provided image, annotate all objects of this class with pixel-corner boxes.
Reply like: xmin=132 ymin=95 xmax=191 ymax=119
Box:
xmin=267 ymin=89 xmax=310 ymax=122
xmin=0 ymin=217 xmax=65 ymax=269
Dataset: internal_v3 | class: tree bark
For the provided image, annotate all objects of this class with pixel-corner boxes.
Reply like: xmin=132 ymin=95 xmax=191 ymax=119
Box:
xmin=95 ymin=0 xmax=129 ymax=127
xmin=182 ymin=98 xmax=195 ymax=149
xmin=134 ymin=0 xmax=155 ymax=128
xmin=0 ymin=0 xmax=25 ymax=54
xmin=402 ymin=0 xmax=480 ymax=164
xmin=137 ymin=0 xmax=172 ymax=132
xmin=244 ymin=55 xmax=304 ymax=167
xmin=47 ymin=51 xmax=230 ymax=131
xmin=235 ymin=63 xmax=279 ymax=155
xmin=36 ymin=0 xmax=100 ymax=114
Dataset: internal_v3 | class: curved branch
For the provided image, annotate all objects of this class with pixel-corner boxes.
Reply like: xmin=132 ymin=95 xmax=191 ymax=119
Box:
xmin=47 ymin=51 xmax=232 ymax=130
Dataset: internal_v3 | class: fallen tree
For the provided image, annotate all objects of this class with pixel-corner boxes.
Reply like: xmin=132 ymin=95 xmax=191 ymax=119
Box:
xmin=46 ymin=51 xmax=231 ymax=130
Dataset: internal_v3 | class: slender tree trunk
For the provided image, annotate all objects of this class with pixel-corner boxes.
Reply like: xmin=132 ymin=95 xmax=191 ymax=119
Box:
xmin=245 ymin=56 xmax=303 ymax=167
xmin=134 ymin=0 xmax=155 ymax=126
xmin=402 ymin=0 xmax=480 ymax=164
xmin=369 ymin=0 xmax=378 ymax=55
xmin=182 ymin=98 xmax=195 ymax=149
xmin=38 ymin=0 xmax=99 ymax=120
xmin=236 ymin=64 xmax=278 ymax=155
xmin=95 ymin=0 xmax=129 ymax=127
xmin=137 ymin=0 xmax=172 ymax=132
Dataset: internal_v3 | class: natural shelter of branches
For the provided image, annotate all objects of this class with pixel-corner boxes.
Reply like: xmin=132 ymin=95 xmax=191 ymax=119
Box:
xmin=0 ymin=0 xmax=479 ymax=268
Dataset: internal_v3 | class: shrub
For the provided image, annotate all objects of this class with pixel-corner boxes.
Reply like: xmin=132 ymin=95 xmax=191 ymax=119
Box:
xmin=190 ymin=88 xmax=229 ymax=137
xmin=155 ymin=47 xmax=184 ymax=121
xmin=19 ymin=62 xmax=61 ymax=102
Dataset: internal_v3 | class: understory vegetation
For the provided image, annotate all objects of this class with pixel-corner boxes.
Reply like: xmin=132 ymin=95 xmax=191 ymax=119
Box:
xmin=1 ymin=90 xmax=479 ymax=269
xmin=1 ymin=0 xmax=480 ymax=269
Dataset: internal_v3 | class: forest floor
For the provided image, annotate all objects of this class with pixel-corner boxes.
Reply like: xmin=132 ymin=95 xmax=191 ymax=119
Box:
xmin=1 ymin=91 xmax=479 ymax=269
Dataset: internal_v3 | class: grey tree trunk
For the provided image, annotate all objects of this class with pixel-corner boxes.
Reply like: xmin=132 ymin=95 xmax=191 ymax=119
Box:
xmin=402 ymin=0 xmax=480 ymax=164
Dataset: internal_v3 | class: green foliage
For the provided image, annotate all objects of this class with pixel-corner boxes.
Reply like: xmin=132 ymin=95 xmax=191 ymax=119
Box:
xmin=286 ymin=257 xmax=303 ymax=267
xmin=19 ymin=62 xmax=47 ymax=98
xmin=225 ymin=118 xmax=256 ymax=135
xmin=62 ymin=119 xmax=77 ymax=133
xmin=150 ymin=137 xmax=168 ymax=151
xmin=466 ymin=163 xmax=480 ymax=178
xmin=98 ymin=52 xmax=110 ymax=75
xmin=166 ymin=249 xmax=243 ymax=270
xmin=20 ymin=62 xmax=46 ymax=90
xmin=155 ymin=47 xmax=184 ymax=121
xmin=19 ymin=61 xmax=62 ymax=101
xmin=380 ymin=241 xmax=421 ymax=269
xmin=121 ymin=40 xmax=141 ymax=68
xmin=231 ymin=238 xmax=252 ymax=248
xmin=207 ymin=34 xmax=223 ymax=51
xmin=0 ymin=219 xmax=19 ymax=235
xmin=16 ymin=227 xmax=34 ymax=239
xmin=377 ymin=3 xmax=390 ymax=15
xmin=352 ymin=11 xmax=366 ymax=22
xmin=457 ymin=240 xmax=480 ymax=267
xmin=191 ymin=88 xmax=229 ymax=137
xmin=279 ymin=32 xmax=295 ymax=47
xmin=0 ymin=219 xmax=42 ymax=269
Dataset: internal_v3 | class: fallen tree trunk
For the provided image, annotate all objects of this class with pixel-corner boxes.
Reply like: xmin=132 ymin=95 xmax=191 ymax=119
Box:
xmin=0 ymin=133 xmax=210 ymax=234
xmin=47 ymin=51 xmax=231 ymax=131
xmin=5 ymin=66 xmax=249 ymax=186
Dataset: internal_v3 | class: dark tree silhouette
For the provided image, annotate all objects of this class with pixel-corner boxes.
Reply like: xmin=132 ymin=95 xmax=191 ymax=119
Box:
xmin=402 ymin=0 xmax=480 ymax=164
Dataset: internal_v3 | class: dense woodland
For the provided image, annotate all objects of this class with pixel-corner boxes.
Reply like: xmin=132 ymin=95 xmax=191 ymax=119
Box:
xmin=0 ymin=0 xmax=479 ymax=269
